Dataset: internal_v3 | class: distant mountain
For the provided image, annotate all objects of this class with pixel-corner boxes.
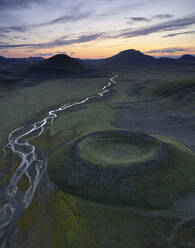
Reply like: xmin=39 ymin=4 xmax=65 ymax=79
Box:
xmin=82 ymin=49 xmax=157 ymax=68
xmin=157 ymin=57 xmax=177 ymax=64
xmin=179 ymin=54 xmax=195 ymax=63
xmin=30 ymin=54 xmax=87 ymax=74
xmin=0 ymin=56 xmax=5 ymax=61
xmin=82 ymin=50 xmax=195 ymax=69
xmin=0 ymin=55 xmax=44 ymax=66
xmin=0 ymin=56 xmax=12 ymax=64
xmin=18 ymin=57 xmax=44 ymax=62
xmin=105 ymin=49 xmax=156 ymax=65
xmin=1 ymin=51 xmax=194 ymax=74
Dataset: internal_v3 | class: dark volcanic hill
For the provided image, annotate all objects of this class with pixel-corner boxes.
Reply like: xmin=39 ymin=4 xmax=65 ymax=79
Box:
xmin=179 ymin=54 xmax=195 ymax=63
xmin=82 ymin=49 xmax=157 ymax=69
xmin=0 ymin=56 xmax=44 ymax=66
xmin=31 ymin=54 xmax=87 ymax=74
xmin=82 ymin=49 xmax=195 ymax=69
xmin=105 ymin=49 xmax=156 ymax=65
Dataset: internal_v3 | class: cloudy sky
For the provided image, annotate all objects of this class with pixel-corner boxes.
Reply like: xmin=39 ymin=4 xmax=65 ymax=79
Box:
xmin=0 ymin=0 xmax=195 ymax=58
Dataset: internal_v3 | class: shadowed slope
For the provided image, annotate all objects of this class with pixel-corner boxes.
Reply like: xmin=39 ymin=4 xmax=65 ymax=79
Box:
xmin=144 ymin=78 xmax=195 ymax=112
xmin=105 ymin=49 xmax=156 ymax=65
xmin=30 ymin=54 xmax=88 ymax=74
xmin=48 ymin=130 xmax=195 ymax=209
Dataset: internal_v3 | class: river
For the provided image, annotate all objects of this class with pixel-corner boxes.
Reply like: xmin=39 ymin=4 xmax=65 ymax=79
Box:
xmin=0 ymin=74 xmax=118 ymax=246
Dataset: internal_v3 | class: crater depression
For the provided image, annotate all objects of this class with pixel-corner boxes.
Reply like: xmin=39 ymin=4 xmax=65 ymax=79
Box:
xmin=48 ymin=130 xmax=195 ymax=209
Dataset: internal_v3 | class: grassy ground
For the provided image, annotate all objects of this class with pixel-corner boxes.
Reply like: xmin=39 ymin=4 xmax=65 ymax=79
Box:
xmin=0 ymin=75 xmax=107 ymax=148
xmin=47 ymin=129 xmax=195 ymax=209
xmin=76 ymin=131 xmax=160 ymax=165
xmin=112 ymin=69 xmax=195 ymax=150
xmin=10 ymin=186 xmax=195 ymax=248
xmin=2 ymin=65 xmax=195 ymax=247
xmin=143 ymin=78 xmax=195 ymax=112
xmin=9 ymin=189 xmax=178 ymax=248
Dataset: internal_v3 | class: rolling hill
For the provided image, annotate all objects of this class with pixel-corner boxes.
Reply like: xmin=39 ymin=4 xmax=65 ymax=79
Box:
xmin=1 ymin=51 xmax=194 ymax=76
xmin=81 ymin=49 xmax=195 ymax=68
xmin=179 ymin=54 xmax=195 ymax=64
xmin=104 ymin=49 xmax=156 ymax=65
xmin=30 ymin=54 xmax=87 ymax=74
xmin=0 ymin=56 xmax=44 ymax=66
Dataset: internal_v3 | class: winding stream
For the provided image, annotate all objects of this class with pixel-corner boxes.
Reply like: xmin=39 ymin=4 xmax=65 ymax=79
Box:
xmin=0 ymin=74 xmax=118 ymax=246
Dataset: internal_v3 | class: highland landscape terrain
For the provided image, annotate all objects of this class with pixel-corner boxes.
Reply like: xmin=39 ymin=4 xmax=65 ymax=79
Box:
xmin=0 ymin=49 xmax=195 ymax=248
xmin=0 ymin=0 xmax=195 ymax=247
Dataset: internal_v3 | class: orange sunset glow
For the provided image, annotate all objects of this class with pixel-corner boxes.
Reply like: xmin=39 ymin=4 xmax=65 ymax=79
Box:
xmin=0 ymin=0 xmax=195 ymax=59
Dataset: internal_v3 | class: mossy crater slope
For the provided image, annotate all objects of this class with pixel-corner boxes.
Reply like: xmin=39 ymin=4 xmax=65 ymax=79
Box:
xmin=48 ymin=130 xmax=195 ymax=209
xmin=75 ymin=131 xmax=164 ymax=166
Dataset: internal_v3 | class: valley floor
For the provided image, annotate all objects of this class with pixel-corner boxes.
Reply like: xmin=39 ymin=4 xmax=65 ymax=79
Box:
xmin=1 ymin=65 xmax=195 ymax=247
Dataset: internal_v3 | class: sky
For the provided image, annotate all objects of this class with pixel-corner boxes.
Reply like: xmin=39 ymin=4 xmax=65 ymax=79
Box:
xmin=0 ymin=0 xmax=195 ymax=58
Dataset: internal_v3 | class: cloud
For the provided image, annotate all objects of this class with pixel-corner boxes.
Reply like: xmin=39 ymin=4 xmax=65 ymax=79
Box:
xmin=163 ymin=30 xmax=195 ymax=37
xmin=69 ymin=52 xmax=76 ymax=56
xmin=127 ymin=17 xmax=150 ymax=24
xmin=3 ymin=14 xmax=194 ymax=45
xmin=8 ymin=26 xmax=27 ymax=32
xmin=123 ymin=15 xmax=195 ymax=38
xmin=0 ymin=33 xmax=7 ymax=38
xmin=36 ymin=52 xmax=55 ymax=57
xmin=0 ymin=33 xmax=101 ymax=50
xmin=0 ymin=11 xmax=91 ymax=34
xmin=127 ymin=13 xmax=174 ymax=24
xmin=146 ymin=47 xmax=194 ymax=54
xmin=40 ymin=12 xmax=91 ymax=26
xmin=0 ymin=26 xmax=28 ymax=33
xmin=0 ymin=0 xmax=48 ymax=9
xmin=98 ymin=2 xmax=142 ymax=17
xmin=0 ymin=41 xmax=8 ymax=45
xmin=152 ymin=14 xmax=174 ymax=20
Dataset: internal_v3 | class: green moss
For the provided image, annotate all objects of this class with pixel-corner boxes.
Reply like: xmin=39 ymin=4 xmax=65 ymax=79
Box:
xmin=48 ymin=130 xmax=195 ymax=209
xmin=61 ymin=193 xmax=178 ymax=248
xmin=142 ymin=78 xmax=195 ymax=112
xmin=50 ymin=101 xmax=116 ymax=137
xmin=16 ymin=191 xmax=98 ymax=248
xmin=145 ymin=78 xmax=195 ymax=98
xmin=14 ymin=188 xmax=179 ymax=248
xmin=0 ymin=75 xmax=107 ymax=148
xmin=0 ymin=152 xmax=21 ymax=187
xmin=77 ymin=131 xmax=161 ymax=166
xmin=151 ymin=134 xmax=194 ymax=155
xmin=132 ymin=135 xmax=195 ymax=208
xmin=31 ymin=128 xmax=77 ymax=159
xmin=18 ymin=174 xmax=31 ymax=191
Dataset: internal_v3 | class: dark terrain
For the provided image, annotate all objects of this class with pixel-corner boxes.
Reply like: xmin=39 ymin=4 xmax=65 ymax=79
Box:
xmin=0 ymin=49 xmax=195 ymax=248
